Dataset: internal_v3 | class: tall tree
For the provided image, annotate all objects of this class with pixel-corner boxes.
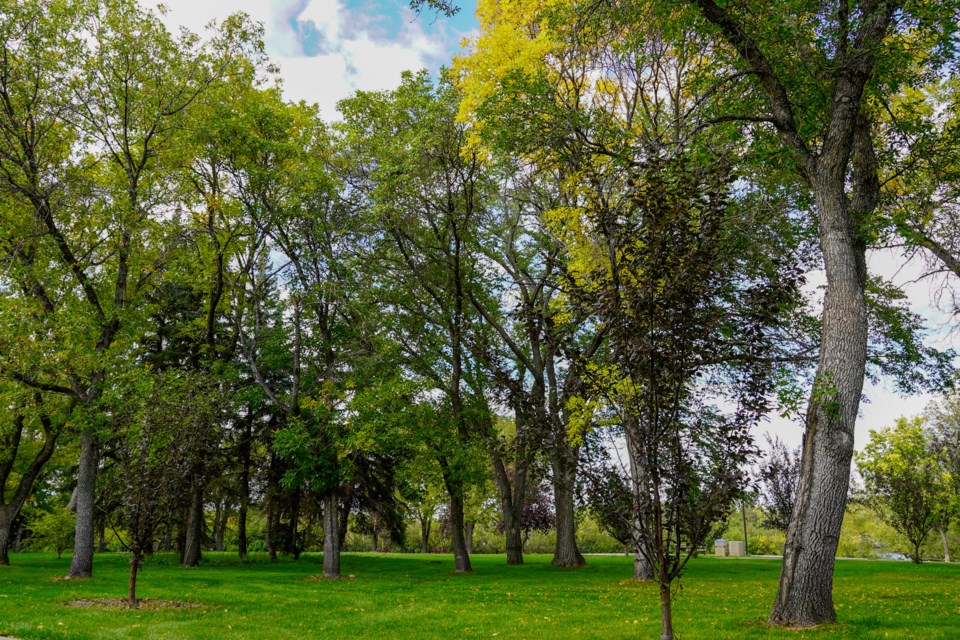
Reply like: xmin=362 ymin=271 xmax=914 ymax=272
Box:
xmin=665 ymin=0 xmax=959 ymax=624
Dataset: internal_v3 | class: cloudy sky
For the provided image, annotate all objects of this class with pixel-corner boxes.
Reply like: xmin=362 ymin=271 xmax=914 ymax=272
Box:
xmin=156 ymin=0 xmax=477 ymax=118
xmin=154 ymin=0 xmax=956 ymax=454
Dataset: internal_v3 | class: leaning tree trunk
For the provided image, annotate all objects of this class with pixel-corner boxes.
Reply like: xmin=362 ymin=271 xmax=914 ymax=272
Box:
xmin=182 ymin=481 xmax=205 ymax=567
xmin=69 ymin=429 xmax=97 ymax=579
xmin=939 ymin=527 xmax=951 ymax=563
xmin=770 ymin=175 xmax=869 ymax=626
xmin=550 ymin=446 xmax=585 ymax=568
xmin=420 ymin=516 xmax=432 ymax=553
xmin=322 ymin=493 xmax=341 ymax=578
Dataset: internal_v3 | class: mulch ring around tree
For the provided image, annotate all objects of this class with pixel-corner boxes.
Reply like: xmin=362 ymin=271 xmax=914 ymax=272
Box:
xmin=64 ymin=598 xmax=203 ymax=610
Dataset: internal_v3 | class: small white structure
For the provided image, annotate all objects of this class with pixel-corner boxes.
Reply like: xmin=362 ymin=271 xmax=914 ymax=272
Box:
xmin=728 ymin=540 xmax=746 ymax=557
xmin=714 ymin=539 xmax=728 ymax=556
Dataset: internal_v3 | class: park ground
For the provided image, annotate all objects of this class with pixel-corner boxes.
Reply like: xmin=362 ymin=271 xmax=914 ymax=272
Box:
xmin=0 ymin=553 xmax=957 ymax=639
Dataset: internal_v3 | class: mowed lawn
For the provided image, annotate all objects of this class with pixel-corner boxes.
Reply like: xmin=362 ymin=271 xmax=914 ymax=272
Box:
xmin=0 ymin=552 xmax=958 ymax=639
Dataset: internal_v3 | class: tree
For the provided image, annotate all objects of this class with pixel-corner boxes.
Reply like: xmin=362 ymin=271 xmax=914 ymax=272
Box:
xmin=659 ymin=0 xmax=960 ymax=625
xmin=857 ymin=416 xmax=952 ymax=564
xmin=758 ymin=436 xmax=802 ymax=533
xmin=27 ymin=508 xmax=75 ymax=560
xmin=0 ymin=388 xmax=63 ymax=564
xmin=337 ymin=71 xmax=495 ymax=573
xmin=104 ymin=370 xmax=222 ymax=606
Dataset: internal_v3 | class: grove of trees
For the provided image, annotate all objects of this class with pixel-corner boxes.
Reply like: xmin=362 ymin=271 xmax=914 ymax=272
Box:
xmin=2 ymin=0 xmax=960 ymax=637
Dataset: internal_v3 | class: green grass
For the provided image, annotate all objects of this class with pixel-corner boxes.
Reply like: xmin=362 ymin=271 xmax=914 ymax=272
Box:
xmin=0 ymin=552 xmax=958 ymax=639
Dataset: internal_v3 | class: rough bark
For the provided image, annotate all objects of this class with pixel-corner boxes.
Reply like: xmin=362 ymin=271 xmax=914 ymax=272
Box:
xmin=69 ymin=428 xmax=97 ymax=578
xmin=13 ymin=523 xmax=23 ymax=553
xmin=322 ymin=493 xmax=341 ymax=578
xmin=770 ymin=170 xmax=871 ymax=627
xmin=181 ymin=482 xmax=204 ymax=567
xmin=940 ymin=527 xmax=951 ymax=563
xmin=550 ymin=448 xmax=585 ymax=568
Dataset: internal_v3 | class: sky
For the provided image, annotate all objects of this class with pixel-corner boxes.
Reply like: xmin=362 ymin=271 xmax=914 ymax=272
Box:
xmin=156 ymin=0 xmax=477 ymax=118
xmin=154 ymin=0 xmax=958 ymax=455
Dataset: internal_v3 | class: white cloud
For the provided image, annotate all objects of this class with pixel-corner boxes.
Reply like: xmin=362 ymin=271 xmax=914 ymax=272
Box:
xmin=154 ymin=0 xmax=463 ymax=119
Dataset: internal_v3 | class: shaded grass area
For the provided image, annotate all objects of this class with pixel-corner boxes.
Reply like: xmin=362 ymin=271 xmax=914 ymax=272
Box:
xmin=1 ymin=552 xmax=958 ymax=639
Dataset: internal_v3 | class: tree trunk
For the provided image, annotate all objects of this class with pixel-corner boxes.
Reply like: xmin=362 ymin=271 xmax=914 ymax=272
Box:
xmin=162 ymin=528 xmax=173 ymax=553
xmin=322 ymin=493 xmax=341 ymax=578
xmin=420 ymin=516 xmax=432 ymax=553
xmin=182 ymin=481 xmax=204 ymax=567
xmin=550 ymin=449 xmax=585 ymax=568
xmin=659 ymin=582 xmax=675 ymax=640
xmin=372 ymin=529 xmax=379 ymax=553
xmin=940 ymin=527 xmax=951 ymax=563
xmin=128 ymin=554 xmax=141 ymax=608
xmin=97 ymin=520 xmax=107 ymax=553
xmin=289 ymin=490 xmax=301 ymax=559
xmin=465 ymin=521 xmax=475 ymax=555
xmin=626 ymin=429 xmax=653 ymax=580
xmin=265 ymin=469 xmax=279 ymax=562
xmin=912 ymin=541 xmax=923 ymax=564
xmin=237 ymin=416 xmax=252 ymax=558
xmin=13 ymin=522 xmax=24 ymax=554
xmin=490 ymin=447 xmax=525 ymax=565
xmin=0 ymin=508 xmax=14 ymax=566
xmin=770 ymin=177 xmax=869 ymax=627
xmin=69 ymin=428 xmax=97 ymax=579
xmin=448 ymin=490 xmax=472 ymax=573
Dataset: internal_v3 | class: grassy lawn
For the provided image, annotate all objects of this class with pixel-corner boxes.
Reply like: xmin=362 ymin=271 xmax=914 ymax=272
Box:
xmin=0 ymin=552 xmax=957 ymax=639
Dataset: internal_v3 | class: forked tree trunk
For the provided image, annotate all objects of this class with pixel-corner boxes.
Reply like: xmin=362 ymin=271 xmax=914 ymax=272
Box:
xmin=490 ymin=448 xmax=525 ymax=565
xmin=550 ymin=448 xmax=585 ymax=568
xmin=69 ymin=429 xmax=97 ymax=579
xmin=420 ymin=517 xmax=432 ymax=553
xmin=322 ymin=493 xmax=341 ymax=578
xmin=939 ymin=528 xmax=951 ymax=563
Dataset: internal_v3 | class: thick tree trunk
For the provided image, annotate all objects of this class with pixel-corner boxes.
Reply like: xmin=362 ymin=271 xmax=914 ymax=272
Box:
xmin=0 ymin=508 xmax=14 ymax=566
xmin=911 ymin=541 xmax=923 ymax=564
xmin=770 ymin=179 xmax=869 ymax=627
xmin=448 ymin=490 xmax=472 ymax=573
xmin=265 ymin=469 xmax=279 ymax=562
xmin=940 ymin=528 xmax=951 ymax=563
xmin=182 ymin=482 xmax=204 ymax=567
xmin=322 ymin=493 xmax=341 ymax=578
xmin=69 ymin=429 xmax=97 ymax=579
xmin=550 ymin=448 xmax=585 ymax=568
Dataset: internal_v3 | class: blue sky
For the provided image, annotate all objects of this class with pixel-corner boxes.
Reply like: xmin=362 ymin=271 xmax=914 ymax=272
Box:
xmin=159 ymin=0 xmax=479 ymax=117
